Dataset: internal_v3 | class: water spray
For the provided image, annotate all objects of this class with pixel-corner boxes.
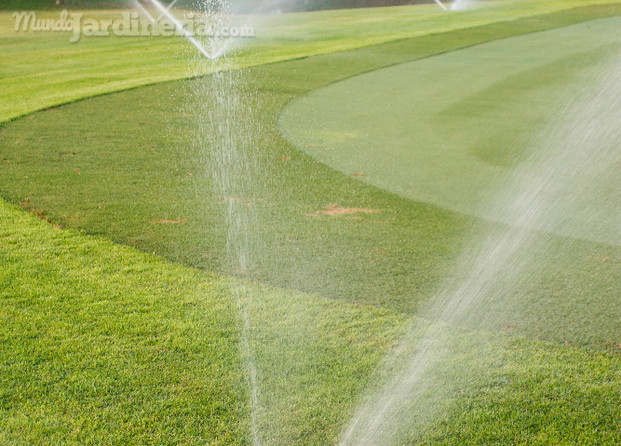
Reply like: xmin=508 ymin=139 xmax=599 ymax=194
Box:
xmin=340 ymin=47 xmax=621 ymax=446
xmin=433 ymin=0 xmax=448 ymax=11
xmin=133 ymin=0 xmax=155 ymax=22
xmin=154 ymin=0 xmax=180 ymax=21
xmin=147 ymin=0 xmax=214 ymax=58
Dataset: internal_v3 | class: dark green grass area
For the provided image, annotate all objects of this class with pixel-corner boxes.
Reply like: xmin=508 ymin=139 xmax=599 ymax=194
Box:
xmin=1 ymin=4 xmax=620 ymax=351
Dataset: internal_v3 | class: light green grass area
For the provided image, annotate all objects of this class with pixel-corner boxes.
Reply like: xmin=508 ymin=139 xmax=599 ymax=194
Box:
xmin=1 ymin=0 xmax=620 ymax=444
xmin=2 ymin=0 xmax=620 ymax=123
xmin=0 ymin=199 xmax=249 ymax=444
xmin=2 ymin=196 xmax=619 ymax=445
xmin=279 ymin=17 xmax=621 ymax=244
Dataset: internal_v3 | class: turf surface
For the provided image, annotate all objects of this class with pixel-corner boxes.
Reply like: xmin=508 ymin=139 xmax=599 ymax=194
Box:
xmin=279 ymin=17 xmax=621 ymax=244
xmin=1 ymin=0 xmax=618 ymax=122
xmin=0 ymin=198 xmax=409 ymax=445
xmin=1 ymin=4 xmax=619 ymax=345
xmin=2 ymin=197 xmax=619 ymax=444
xmin=1 ymin=1 xmax=620 ymax=444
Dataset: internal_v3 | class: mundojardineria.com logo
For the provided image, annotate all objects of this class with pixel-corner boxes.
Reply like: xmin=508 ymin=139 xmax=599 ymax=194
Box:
xmin=13 ymin=9 xmax=255 ymax=43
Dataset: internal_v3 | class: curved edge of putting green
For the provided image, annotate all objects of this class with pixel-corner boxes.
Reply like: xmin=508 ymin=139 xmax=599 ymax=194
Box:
xmin=1 ymin=2 xmax=619 ymax=345
xmin=277 ymin=16 xmax=621 ymax=246
xmin=2 ymin=3 xmax=621 ymax=443
xmin=273 ymin=2 xmax=621 ymax=132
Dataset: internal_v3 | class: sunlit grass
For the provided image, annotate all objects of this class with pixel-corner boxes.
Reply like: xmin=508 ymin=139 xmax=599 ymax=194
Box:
xmin=2 ymin=0 xmax=620 ymax=122
xmin=1 ymin=1 xmax=620 ymax=444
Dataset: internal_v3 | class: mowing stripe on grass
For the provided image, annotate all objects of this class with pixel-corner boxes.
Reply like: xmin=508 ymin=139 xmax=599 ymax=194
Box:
xmin=278 ymin=17 xmax=621 ymax=244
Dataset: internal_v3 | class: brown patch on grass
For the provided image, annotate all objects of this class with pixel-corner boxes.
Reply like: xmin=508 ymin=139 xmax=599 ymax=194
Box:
xmin=306 ymin=204 xmax=380 ymax=217
xmin=585 ymin=255 xmax=614 ymax=262
xmin=279 ymin=156 xmax=292 ymax=161
xmin=603 ymin=342 xmax=621 ymax=354
xmin=18 ymin=202 xmax=60 ymax=228
xmin=151 ymin=218 xmax=186 ymax=224
xmin=351 ymin=172 xmax=367 ymax=177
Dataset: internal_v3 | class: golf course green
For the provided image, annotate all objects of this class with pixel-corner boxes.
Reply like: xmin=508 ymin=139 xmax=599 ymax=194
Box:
xmin=279 ymin=17 xmax=621 ymax=244
xmin=1 ymin=1 xmax=620 ymax=444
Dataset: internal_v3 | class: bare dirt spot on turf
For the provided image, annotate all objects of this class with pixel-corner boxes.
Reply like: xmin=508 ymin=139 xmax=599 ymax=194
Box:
xmin=306 ymin=204 xmax=380 ymax=217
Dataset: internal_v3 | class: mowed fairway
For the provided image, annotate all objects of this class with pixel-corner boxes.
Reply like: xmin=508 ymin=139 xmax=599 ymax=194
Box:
xmin=1 ymin=1 xmax=620 ymax=445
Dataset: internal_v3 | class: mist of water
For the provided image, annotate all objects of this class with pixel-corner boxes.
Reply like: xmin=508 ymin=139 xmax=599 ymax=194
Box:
xmin=192 ymin=70 xmax=262 ymax=445
xmin=176 ymin=1 xmax=263 ymax=443
xmin=149 ymin=0 xmax=214 ymax=58
xmin=450 ymin=0 xmax=473 ymax=11
xmin=433 ymin=0 xmax=448 ymax=12
xmin=340 ymin=49 xmax=621 ymax=446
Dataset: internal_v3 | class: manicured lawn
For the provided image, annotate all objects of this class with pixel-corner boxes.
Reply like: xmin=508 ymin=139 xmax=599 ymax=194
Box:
xmin=1 ymin=0 xmax=619 ymax=123
xmin=279 ymin=17 xmax=620 ymax=244
xmin=1 ymin=4 xmax=619 ymax=345
xmin=0 ymin=199 xmax=408 ymax=445
xmin=2 ymin=197 xmax=618 ymax=444
xmin=1 ymin=1 xmax=620 ymax=444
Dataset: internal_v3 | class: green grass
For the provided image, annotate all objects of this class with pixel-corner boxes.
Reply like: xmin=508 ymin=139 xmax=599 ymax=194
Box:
xmin=1 ymin=1 xmax=620 ymax=444
xmin=2 ymin=0 xmax=619 ymax=123
xmin=1 ymin=4 xmax=619 ymax=346
xmin=3 ymin=196 xmax=618 ymax=444
xmin=398 ymin=331 xmax=621 ymax=445
xmin=0 ymin=199 xmax=249 ymax=444
xmin=279 ymin=17 xmax=621 ymax=244
xmin=0 ymin=198 xmax=412 ymax=445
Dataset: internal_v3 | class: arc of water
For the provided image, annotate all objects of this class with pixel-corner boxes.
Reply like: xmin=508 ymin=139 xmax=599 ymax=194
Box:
xmin=154 ymin=0 xmax=181 ymax=22
xmin=134 ymin=0 xmax=155 ymax=23
xmin=208 ymin=17 xmax=252 ymax=60
xmin=149 ymin=0 xmax=213 ymax=58
xmin=433 ymin=0 xmax=448 ymax=11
